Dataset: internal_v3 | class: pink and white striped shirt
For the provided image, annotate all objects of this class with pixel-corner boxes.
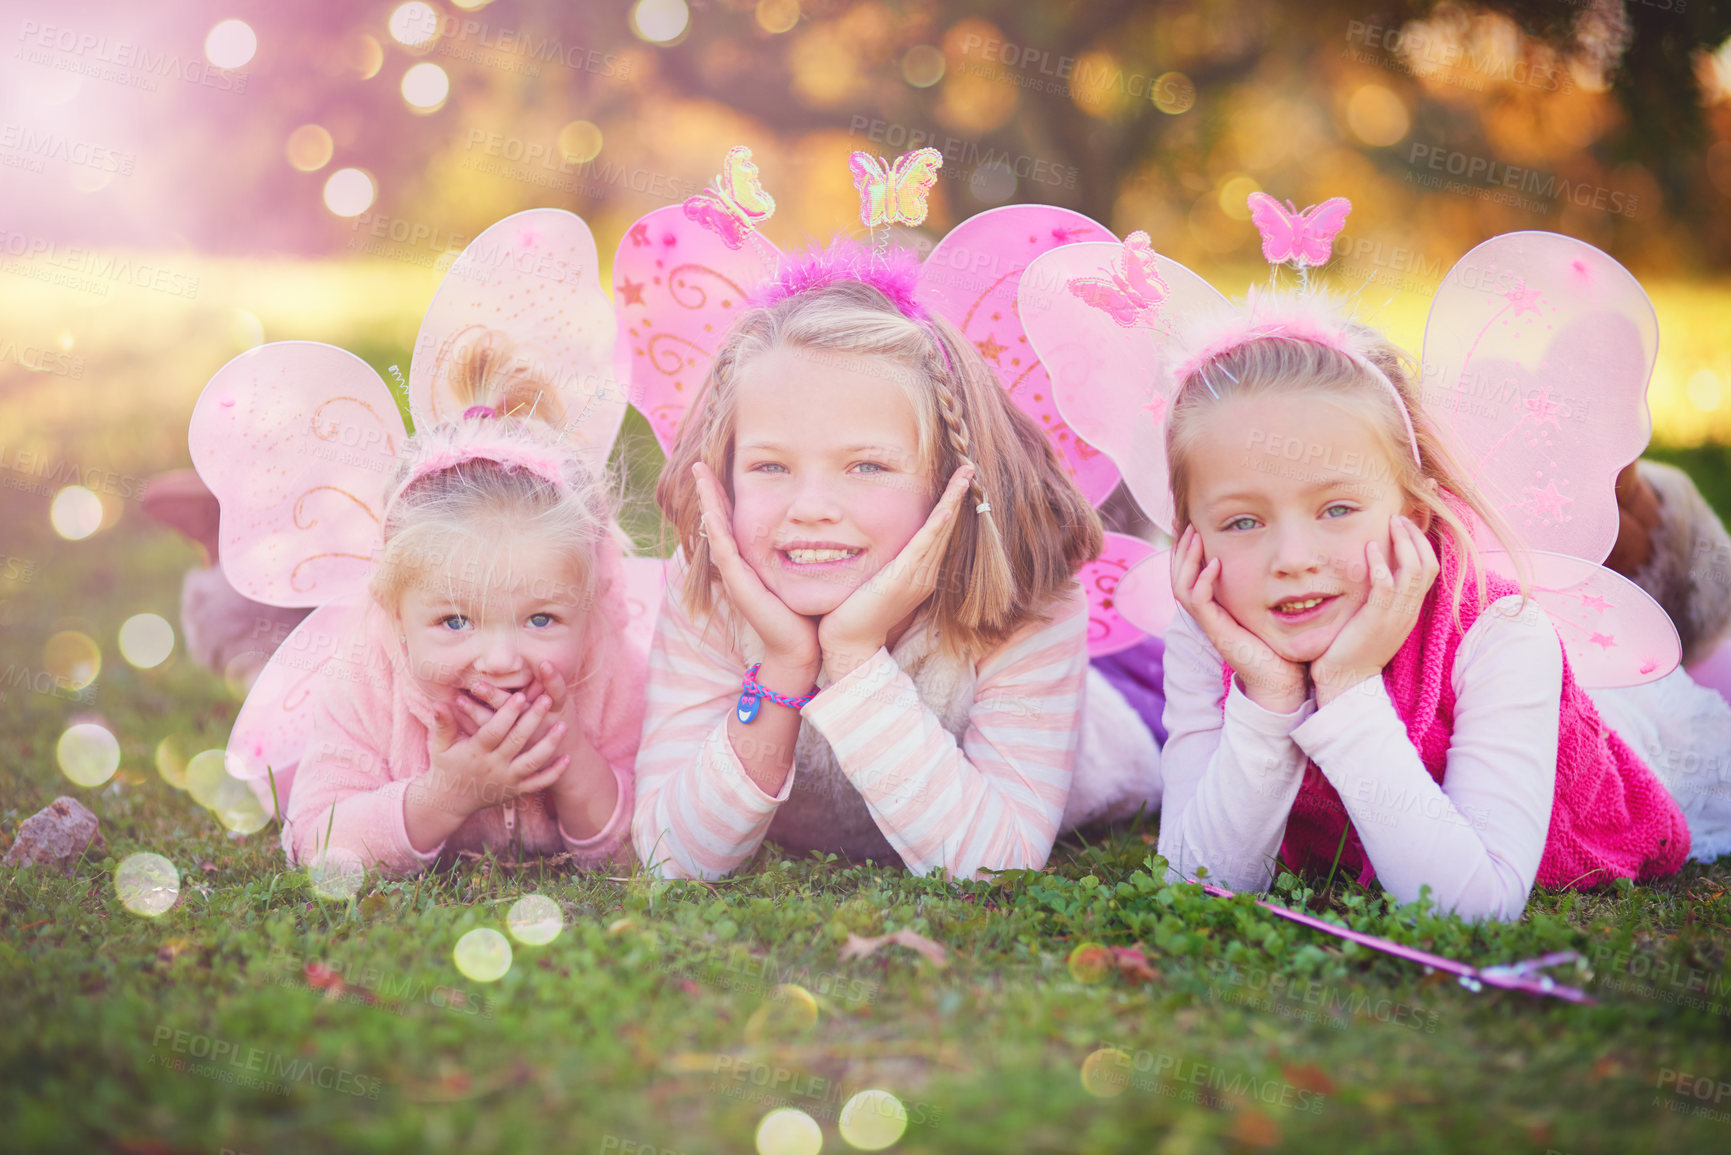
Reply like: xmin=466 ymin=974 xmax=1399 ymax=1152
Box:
xmin=633 ymin=566 xmax=1160 ymax=880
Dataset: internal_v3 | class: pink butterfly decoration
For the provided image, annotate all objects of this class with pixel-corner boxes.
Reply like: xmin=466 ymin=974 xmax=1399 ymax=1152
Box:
xmin=1246 ymin=192 xmax=1351 ymax=268
xmin=1067 ymin=230 xmax=1168 ymax=328
xmin=683 ymin=144 xmax=776 ymax=250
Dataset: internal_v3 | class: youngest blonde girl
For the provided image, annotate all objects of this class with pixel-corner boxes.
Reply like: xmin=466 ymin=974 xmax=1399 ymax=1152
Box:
xmin=284 ymin=331 xmax=646 ymax=875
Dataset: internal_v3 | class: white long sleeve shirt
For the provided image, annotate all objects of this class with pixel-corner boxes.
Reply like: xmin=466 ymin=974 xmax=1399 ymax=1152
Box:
xmin=1156 ymin=595 xmax=1563 ymax=921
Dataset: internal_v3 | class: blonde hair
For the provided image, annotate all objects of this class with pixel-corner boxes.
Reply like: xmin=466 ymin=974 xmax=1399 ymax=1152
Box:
xmin=656 ymin=279 xmax=1103 ymax=659
xmin=370 ymin=328 xmax=621 ymax=619
xmin=1166 ymin=332 xmax=1529 ymax=628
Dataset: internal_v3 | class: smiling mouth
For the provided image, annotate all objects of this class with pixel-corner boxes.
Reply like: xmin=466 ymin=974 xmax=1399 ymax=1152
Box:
xmin=1271 ymin=595 xmax=1337 ymax=616
xmin=783 ymin=548 xmax=862 ymax=565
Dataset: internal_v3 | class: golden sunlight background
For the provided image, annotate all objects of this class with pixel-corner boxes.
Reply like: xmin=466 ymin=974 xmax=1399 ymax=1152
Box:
xmin=1 ymin=0 xmax=1729 ymax=554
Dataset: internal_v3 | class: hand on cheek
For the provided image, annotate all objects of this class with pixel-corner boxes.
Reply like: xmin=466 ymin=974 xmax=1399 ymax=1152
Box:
xmin=1311 ymin=514 xmax=1439 ymax=707
xmin=818 ymin=464 xmax=973 ymax=682
xmin=1169 ymin=525 xmax=1308 ymax=713
xmin=692 ymin=461 xmax=821 ymax=671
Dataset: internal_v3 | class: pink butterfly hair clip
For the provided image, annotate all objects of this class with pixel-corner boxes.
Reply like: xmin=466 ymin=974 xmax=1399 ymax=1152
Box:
xmin=1247 ymin=191 xmax=1351 ymax=278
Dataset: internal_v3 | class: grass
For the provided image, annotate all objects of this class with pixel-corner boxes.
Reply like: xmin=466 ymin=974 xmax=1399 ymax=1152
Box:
xmin=3 ymin=263 xmax=1731 ymax=1154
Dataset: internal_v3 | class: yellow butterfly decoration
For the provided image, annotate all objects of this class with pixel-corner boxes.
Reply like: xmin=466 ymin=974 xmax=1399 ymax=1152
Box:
xmin=848 ymin=147 xmax=944 ymax=229
xmin=682 ymin=144 xmax=776 ymax=249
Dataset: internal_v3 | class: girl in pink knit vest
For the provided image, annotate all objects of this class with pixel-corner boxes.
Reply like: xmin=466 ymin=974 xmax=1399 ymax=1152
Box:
xmin=280 ymin=329 xmax=646 ymax=877
xmin=1157 ymin=312 xmax=1731 ymax=921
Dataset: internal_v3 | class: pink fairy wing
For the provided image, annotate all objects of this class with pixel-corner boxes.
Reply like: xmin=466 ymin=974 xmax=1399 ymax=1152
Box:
xmin=410 ymin=209 xmax=627 ymax=476
xmin=1078 ymin=532 xmax=1158 ymax=656
xmin=614 ymin=205 xmax=779 ymax=454
xmin=915 ymin=205 xmax=1123 ymax=505
xmin=1421 ymin=232 xmax=1656 ymax=564
xmin=225 ymin=598 xmax=372 ymax=816
xmin=1481 ymin=551 xmax=1678 ymax=687
xmin=190 ymin=342 xmax=402 ymax=608
xmin=1113 ymin=550 xmax=1177 ymax=637
xmin=1021 ymin=239 xmax=1233 ymax=535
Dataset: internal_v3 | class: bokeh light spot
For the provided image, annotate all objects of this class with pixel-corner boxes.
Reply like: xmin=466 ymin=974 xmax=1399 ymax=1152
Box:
xmin=756 ymin=0 xmax=800 ymax=34
xmin=232 ymin=308 xmax=264 ymax=350
xmin=44 ymin=630 xmax=100 ymax=689
xmin=1689 ymin=369 xmax=1723 ymax=412
xmin=1080 ymin=1047 xmax=1133 ymax=1097
xmin=185 ymin=748 xmax=270 ymax=833
xmin=1153 ymin=71 xmax=1196 ymax=114
xmin=119 ymin=613 xmax=175 ymax=669
xmin=1067 ymin=942 xmax=1112 ymax=984
xmin=116 ymin=853 xmax=180 ymax=917
xmin=1346 ymin=83 xmax=1410 ymax=147
xmin=323 ymin=169 xmax=376 ymax=217
xmin=557 ymin=120 xmax=604 ymax=164
xmin=204 ymin=20 xmax=257 ymax=69
xmin=507 ymin=894 xmax=564 ymax=945
xmin=308 ymin=847 xmax=366 ymax=900
xmin=155 ymin=734 xmax=191 ymax=790
xmin=50 ymin=486 xmax=103 ymax=540
xmin=286 ymin=124 xmax=334 ymax=172
xmin=969 ymin=159 xmax=1016 ymax=205
xmin=633 ymin=0 xmax=690 ymax=44
xmin=454 ymin=928 xmax=513 ymax=982
xmin=756 ymin=1108 xmax=822 ymax=1155
xmin=350 ymin=34 xmax=384 ymax=80
xmin=57 ymin=722 xmax=120 ymax=787
xmin=1217 ymin=175 xmax=1261 ymax=221
xmin=388 ymin=2 xmax=441 ymax=48
xmin=839 ymin=1089 xmax=907 ymax=1149
xmin=745 ymin=983 xmax=819 ymax=1044
xmin=901 ymin=44 xmax=945 ymax=88
xmin=401 ymin=62 xmax=450 ymax=112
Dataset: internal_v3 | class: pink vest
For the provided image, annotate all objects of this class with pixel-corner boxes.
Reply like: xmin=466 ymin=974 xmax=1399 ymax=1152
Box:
xmin=1223 ymin=527 xmax=1689 ymax=890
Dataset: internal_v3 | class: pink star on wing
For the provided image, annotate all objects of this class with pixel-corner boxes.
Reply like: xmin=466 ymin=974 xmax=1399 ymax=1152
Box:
xmin=1506 ymin=284 xmax=1542 ymax=316
xmin=1588 ymin=632 xmax=1616 ymax=650
xmin=1577 ymin=592 xmax=1611 ymax=613
xmin=1521 ymin=480 xmax=1572 ymax=520
xmin=1523 ymin=385 xmax=1563 ymax=428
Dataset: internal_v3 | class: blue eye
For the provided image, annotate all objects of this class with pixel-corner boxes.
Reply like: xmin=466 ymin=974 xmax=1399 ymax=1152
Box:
xmin=440 ymin=615 xmax=470 ymax=631
xmin=853 ymin=461 xmax=887 ymax=474
xmin=1322 ymin=503 xmax=1355 ymax=519
xmin=1224 ymin=516 xmax=1258 ymax=532
xmin=529 ymin=612 xmax=555 ymax=628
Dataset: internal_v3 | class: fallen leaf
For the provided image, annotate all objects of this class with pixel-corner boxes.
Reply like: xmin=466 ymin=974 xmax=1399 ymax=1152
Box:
xmin=200 ymin=861 xmax=217 ymax=873
xmin=1281 ymin=1062 xmax=1335 ymax=1095
xmin=1229 ymin=1110 xmax=1281 ymax=1148
xmin=839 ymin=929 xmax=948 ymax=969
xmin=1110 ymin=945 xmax=1160 ymax=984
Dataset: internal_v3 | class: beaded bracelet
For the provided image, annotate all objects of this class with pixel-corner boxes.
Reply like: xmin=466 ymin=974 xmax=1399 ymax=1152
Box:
xmin=736 ymin=663 xmax=820 ymax=724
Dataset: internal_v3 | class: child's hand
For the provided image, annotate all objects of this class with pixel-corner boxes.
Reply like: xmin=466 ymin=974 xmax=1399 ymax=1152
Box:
xmin=458 ymin=661 xmax=569 ymax=743
xmin=818 ymin=463 xmax=973 ymax=682
xmin=1170 ymin=525 xmax=1308 ymax=713
xmin=426 ymin=690 xmax=569 ymax=819
xmin=692 ymin=461 xmax=821 ymax=670
xmin=1310 ymin=514 xmax=1438 ymax=708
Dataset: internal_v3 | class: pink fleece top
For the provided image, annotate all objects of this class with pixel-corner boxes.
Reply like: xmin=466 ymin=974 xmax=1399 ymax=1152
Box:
xmin=283 ymin=551 xmax=647 ymax=877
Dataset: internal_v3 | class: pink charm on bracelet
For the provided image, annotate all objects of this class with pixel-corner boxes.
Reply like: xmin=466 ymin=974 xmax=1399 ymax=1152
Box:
xmin=737 ymin=663 xmax=819 ymax=724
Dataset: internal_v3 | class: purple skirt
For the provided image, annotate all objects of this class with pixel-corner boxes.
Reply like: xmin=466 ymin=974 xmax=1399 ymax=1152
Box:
xmin=1092 ymin=636 xmax=1167 ymax=746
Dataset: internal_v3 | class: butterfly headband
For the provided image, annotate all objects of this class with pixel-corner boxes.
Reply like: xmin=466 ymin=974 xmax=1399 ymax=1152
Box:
xmin=1167 ymin=195 xmax=1421 ymax=466
xmin=679 ymin=144 xmax=964 ymax=447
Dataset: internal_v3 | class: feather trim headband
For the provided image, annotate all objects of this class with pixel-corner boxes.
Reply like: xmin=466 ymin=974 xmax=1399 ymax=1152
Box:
xmin=1172 ymin=285 xmax=1423 ymax=466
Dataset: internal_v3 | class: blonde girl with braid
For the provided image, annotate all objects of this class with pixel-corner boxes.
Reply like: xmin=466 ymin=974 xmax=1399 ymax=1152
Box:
xmin=633 ymin=260 xmax=1163 ymax=881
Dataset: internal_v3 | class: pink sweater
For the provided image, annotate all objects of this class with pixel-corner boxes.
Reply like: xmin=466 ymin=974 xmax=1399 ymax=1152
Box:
xmin=283 ymin=555 xmax=646 ymax=877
